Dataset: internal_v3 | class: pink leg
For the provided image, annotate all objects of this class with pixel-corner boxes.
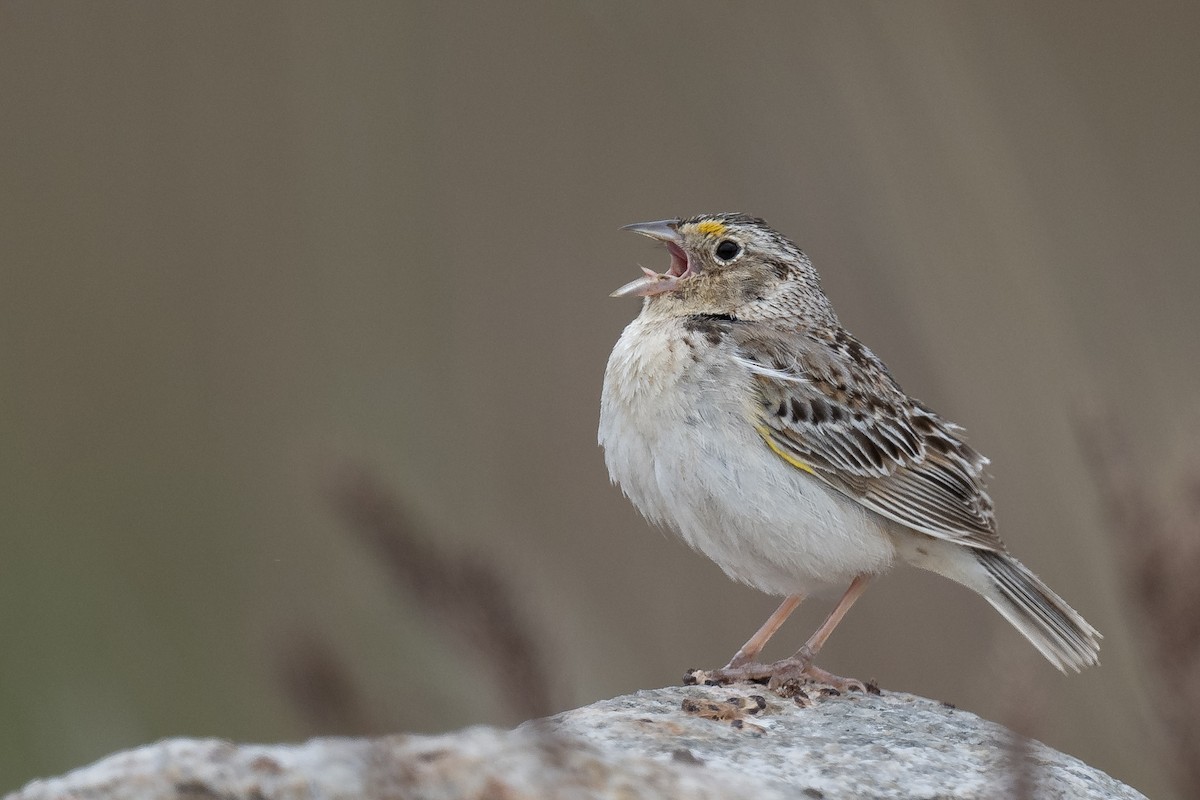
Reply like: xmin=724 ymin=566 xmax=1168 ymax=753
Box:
xmin=725 ymin=594 xmax=804 ymax=668
xmin=796 ymin=574 xmax=872 ymax=659
xmin=691 ymin=576 xmax=875 ymax=693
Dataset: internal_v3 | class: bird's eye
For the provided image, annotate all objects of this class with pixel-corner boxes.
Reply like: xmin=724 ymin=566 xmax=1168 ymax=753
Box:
xmin=714 ymin=239 xmax=741 ymax=261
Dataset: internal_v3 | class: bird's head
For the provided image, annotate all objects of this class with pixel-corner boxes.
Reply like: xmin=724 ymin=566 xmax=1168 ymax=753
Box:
xmin=612 ymin=213 xmax=822 ymax=318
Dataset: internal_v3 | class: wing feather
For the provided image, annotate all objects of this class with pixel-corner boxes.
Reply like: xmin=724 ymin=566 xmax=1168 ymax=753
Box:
xmin=734 ymin=326 xmax=1002 ymax=552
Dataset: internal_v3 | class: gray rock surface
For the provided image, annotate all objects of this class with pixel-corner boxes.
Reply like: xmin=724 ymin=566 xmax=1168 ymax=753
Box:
xmin=7 ymin=686 xmax=1145 ymax=800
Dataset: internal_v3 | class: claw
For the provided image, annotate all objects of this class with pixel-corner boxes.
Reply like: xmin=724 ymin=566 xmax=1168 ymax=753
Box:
xmin=685 ymin=656 xmax=870 ymax=697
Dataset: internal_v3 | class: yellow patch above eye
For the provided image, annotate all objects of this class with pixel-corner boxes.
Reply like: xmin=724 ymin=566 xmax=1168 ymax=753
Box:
xmin=695 ymin=220 xmax=727 ymax=237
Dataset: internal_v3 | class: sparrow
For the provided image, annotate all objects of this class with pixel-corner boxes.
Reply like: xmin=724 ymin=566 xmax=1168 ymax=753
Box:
xmin=598 ymin=213 xmax=1100 ymax=689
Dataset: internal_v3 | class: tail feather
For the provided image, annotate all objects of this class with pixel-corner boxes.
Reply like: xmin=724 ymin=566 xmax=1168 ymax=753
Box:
xmin=976 ymin=551 xmax=1102 ymax=673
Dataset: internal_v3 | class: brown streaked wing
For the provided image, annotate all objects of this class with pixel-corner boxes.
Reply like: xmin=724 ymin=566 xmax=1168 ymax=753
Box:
xmin=734 ymin=328 xmax=1003 ymax=552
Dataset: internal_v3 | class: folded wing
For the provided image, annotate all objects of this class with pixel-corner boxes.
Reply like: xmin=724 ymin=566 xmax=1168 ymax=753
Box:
xmin=735 ymin=327 xmax=1002 ymax=553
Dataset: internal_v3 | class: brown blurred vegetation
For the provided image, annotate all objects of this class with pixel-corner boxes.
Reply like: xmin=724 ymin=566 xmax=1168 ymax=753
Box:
xmin=3 ymin=2 xmax=1199 ymax=797
xmin=1082 ymin=422 xmax=1200 ymax=798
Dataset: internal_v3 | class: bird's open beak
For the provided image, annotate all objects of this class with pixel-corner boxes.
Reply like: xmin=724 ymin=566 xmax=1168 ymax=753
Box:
xmin=611 ymin=219 xmax=693 ymax=298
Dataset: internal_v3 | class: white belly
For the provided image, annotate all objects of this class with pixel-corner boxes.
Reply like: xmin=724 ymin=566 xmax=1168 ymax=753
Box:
xmin=598 ymin=314 xmax=896 ymax=596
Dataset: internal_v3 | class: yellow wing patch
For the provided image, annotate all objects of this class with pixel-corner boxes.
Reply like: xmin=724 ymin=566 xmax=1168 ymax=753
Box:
xmin=756 ymin=425 xmax=816 ymax=476
xmin=695 ymin=220 xmax=727 ymax=237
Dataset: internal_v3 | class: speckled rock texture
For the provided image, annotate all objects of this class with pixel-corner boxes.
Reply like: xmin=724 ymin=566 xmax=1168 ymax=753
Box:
xmin=7 ymin=686 xmax=1144 ymax=800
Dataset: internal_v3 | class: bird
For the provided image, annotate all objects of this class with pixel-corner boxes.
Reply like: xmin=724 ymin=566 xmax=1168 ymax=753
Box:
xmin=598 ymin=213 xmax=1100 ymax=690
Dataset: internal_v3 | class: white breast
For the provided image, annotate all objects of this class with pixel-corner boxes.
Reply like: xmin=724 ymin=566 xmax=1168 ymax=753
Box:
xmin=598 ymin=313 xmax=897 ymax=596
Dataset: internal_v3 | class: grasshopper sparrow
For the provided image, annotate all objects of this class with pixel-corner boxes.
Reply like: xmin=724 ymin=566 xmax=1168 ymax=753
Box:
xmin=598 ymin=213 xmax=1100 ymax=689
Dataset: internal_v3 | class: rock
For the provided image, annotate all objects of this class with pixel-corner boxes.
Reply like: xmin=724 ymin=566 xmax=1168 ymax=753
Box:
xmin=6 ymin=686 xmax=1145 ymax=800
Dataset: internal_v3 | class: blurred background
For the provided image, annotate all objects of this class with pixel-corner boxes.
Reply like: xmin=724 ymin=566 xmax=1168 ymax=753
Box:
xmin=3 ymin=2 xmax=1199 ymax=796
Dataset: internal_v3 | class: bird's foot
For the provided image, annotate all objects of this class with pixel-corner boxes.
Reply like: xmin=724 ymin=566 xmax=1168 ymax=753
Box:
xmin=685 ymin=651 xmax=871 ymax=696
xmin=766 ymin=659 xmax=869 ymax=695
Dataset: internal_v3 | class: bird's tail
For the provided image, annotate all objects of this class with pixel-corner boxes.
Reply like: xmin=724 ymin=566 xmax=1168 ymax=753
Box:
xmin=975 ymin=550 xmax=1101 ymax=673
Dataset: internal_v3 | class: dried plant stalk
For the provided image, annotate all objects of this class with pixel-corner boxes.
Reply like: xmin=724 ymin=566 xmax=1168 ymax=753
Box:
xmin=328 ymin=463 xmax=554 ymax=720
xmin=1080 ymin=423 xmax=1200 ymax=798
